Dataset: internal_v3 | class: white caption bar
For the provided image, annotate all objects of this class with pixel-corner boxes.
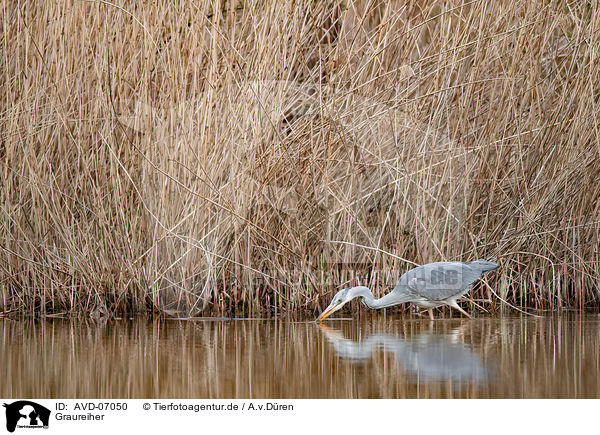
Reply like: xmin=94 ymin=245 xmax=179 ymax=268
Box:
xmin=0 ymin=399 xmax=595 ymax=435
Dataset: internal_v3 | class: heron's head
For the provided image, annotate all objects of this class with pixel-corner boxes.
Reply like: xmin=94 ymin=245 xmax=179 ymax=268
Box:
xmin=316 ymin=288 xmax=352 ymax=322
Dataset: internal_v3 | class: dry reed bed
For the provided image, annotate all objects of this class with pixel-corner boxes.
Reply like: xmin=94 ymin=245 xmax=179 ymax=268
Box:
xmin=1 ymin=1 xmax=599 ymax=316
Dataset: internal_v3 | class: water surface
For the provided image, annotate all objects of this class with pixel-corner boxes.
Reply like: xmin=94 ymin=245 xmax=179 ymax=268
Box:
xmin=1 ymin=316 xmax=599 ymax=398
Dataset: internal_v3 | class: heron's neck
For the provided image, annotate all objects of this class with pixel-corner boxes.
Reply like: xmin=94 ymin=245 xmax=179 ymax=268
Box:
xmin=348 ymin=286 xmax=402 ymax=309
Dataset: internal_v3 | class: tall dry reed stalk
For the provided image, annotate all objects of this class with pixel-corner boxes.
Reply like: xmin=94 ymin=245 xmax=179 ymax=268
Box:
xmin=1 ymin=1 xmax=599 ymax=317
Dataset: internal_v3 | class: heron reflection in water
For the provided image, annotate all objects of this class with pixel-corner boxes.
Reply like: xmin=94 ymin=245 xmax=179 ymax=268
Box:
xmin=317 ymin=260 xmax=498 ymax=321
xmin=319 ymin=324 xmax=490 ymax=383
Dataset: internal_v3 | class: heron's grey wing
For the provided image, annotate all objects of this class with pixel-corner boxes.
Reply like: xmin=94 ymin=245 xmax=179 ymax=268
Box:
xmin=395 ymin=262 xmax=485 ymax=301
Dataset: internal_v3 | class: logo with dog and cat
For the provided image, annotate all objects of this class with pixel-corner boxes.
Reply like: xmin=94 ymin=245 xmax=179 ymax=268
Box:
xmin=3 ymin=401 xmax=50 ymax=433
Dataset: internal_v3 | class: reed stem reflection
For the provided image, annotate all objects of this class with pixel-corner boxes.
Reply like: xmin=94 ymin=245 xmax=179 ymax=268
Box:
xmin=0 ymin=316 xmax=598 ymax=398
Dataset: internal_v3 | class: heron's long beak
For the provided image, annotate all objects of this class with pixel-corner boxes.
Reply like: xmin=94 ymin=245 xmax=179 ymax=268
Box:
xmin=316 ymin=302 xmax=341 ymax=322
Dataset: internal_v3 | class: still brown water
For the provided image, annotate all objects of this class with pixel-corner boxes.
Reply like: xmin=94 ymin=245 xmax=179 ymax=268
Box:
xmin=1 ymin=315 xmax=599 ymax=398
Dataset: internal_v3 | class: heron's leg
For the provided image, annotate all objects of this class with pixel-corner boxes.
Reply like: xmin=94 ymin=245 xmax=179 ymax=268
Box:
xmin=446 ymin=300 xmax=472 ymax=319
xmin=428 ymin=309 xmax=434 ymax=320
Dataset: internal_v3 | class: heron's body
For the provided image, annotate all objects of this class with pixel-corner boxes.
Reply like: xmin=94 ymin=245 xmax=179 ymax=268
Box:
xmin=316 ymin=259 xmax=498 ymax=321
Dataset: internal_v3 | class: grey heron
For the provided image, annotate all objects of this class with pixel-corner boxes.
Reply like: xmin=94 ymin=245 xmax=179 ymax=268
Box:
xmin=316 ymin=259 xmax=498 ymax=321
